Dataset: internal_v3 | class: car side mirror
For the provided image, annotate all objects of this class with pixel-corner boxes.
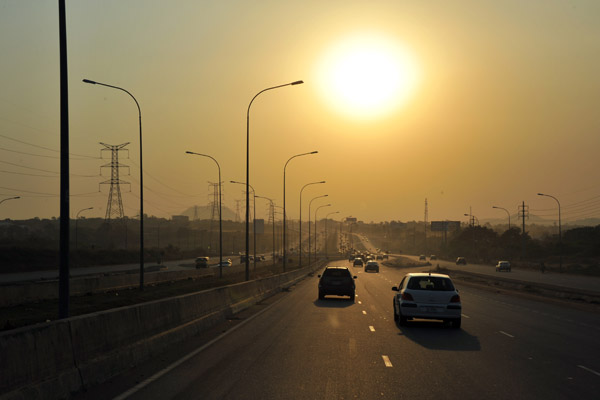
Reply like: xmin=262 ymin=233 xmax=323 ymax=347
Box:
xmin=392 ymin=286 xmax=399 ymax=291
xmin=353 ymin=276 xmax=357 ymax=279
xmin=317 ymin=275 xmax=321 ymax=278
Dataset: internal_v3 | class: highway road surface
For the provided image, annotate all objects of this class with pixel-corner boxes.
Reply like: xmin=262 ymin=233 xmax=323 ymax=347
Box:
xmin=0 ymin=254 xmax=270 ymax=284
xmin=77 ymin=258 xmax=600 ymax=400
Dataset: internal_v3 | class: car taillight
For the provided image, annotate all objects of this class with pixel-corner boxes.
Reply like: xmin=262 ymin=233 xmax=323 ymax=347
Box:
xmin=450 ymin=295 xmax=460 ymax=303
xmin=401 ymin=292 xmax=414 ymax=301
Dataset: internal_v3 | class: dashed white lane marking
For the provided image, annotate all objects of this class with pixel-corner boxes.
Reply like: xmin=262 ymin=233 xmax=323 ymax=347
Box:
xmin=362 ymin=310 xmax=367 ymax=315
xmin=358 ymin=301 xmax=362 ymax=304
xmin=369 ymin=326 xmax=375 ymax=332
xmin=578 ymin=365 xmax=600 ymax=377
xmin=382 ymin=355 xmax=393 ymax=367
xmin=499 ymin=331 xmax=515 ymax=338
xmin=461 ymin=314 xmax=470 ymax=318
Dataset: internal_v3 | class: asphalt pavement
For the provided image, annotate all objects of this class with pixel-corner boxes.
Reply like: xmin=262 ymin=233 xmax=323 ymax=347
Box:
xmin=406 ymin=255 xmax=600 ymax=294
xmin=78 ymin=258 xmax=600 ymax=400
xmin=0 ymin=255 xmax=256 ymax=284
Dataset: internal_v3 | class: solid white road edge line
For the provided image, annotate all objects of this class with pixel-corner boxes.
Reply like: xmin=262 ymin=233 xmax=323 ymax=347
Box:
xmin=113 ymin=292 xmax=289 ymax=400
xmin=578 ymin=365 xmax=600 ymax=377
xmin=499 ymin=331 xmax=515 ymax=338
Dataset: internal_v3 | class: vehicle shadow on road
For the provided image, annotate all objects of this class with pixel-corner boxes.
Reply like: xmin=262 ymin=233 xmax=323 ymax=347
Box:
xmin=396 ymin=320 xmax=481 ymax=351
xmin=313 ymin=298 xmax=355 ymax=308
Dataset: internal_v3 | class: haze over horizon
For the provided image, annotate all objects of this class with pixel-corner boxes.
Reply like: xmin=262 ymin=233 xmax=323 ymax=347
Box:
xmin=1 ymin=1 xmax=599 ymax=224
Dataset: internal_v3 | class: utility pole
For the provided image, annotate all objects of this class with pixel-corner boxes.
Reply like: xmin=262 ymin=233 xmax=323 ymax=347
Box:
xmin=59 ymin=0 xmax=69 ymax=318
xmin=235 ymin=200 xmax=242 ymax=223
xmin=518 ymin=201 xmax=529 ymax=259
xmin=208 ymin=182 xmax=219 ymax=254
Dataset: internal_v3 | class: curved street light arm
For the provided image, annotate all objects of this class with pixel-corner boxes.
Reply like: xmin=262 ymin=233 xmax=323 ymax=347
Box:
xmin=298 ymin=180 xmax=325 ymax=267
xmin=187 ymin=151 xmax=223 ymax=278
xmin=0 ymin=196 xmax=20 ymax=205
xmin=245 ymin=80 xmax=303 ymax=279
xmin=492 ymin=205 xmax=511 ymax=230
xmin=283 ymin=150 xmax=318 ymax=270
xmin=537 ymin=192 xmax=562 ymax=271
xmin=83 ymin=78 xmax=144 ymax=289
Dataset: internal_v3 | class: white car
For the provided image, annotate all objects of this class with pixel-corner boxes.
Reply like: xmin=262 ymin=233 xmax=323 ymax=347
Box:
xmin=496 ymin=261 xmax=511 ymax=272
xmin=392 ymin=273 xmax=462 ymax=328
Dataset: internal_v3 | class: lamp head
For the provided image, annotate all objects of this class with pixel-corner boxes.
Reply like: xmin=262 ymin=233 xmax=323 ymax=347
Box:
xmin=82 ymin=79 xmax=97 ymax=84
xmin=310 ymin=151 xmax=318 ymax=154
xmin=291 ymin=80 xmax=304 ymax=85
xmin=537 ymin=193 xmax=544 ymax=196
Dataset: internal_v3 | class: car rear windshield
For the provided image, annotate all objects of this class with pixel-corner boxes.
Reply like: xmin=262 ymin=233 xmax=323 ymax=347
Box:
xmin=322 ymin=268 xmax=351 ymax=277
xmin=407 ymin=277 xmax=455 ymax=291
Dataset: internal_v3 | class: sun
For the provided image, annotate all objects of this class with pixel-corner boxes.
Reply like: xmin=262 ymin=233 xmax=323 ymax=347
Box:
xmin=316 ymin=34 xmax=420 ymax=119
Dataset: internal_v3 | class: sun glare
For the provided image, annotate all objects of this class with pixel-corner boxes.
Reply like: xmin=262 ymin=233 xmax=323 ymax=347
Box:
xmin=316 ymin=34 xmax=420 ymax=119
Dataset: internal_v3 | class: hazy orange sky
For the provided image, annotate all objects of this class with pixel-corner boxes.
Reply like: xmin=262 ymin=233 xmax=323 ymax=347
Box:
xmin=1 ymin=1 xmax=599 ymax=223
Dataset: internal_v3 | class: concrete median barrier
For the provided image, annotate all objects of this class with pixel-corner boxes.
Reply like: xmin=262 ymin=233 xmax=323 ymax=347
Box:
xmin=0 ymin=260 xmax=326 ymax=400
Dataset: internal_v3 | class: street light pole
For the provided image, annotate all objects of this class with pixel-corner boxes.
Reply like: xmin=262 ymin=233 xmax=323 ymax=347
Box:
xmin=314 ymin=204 xmax=332 ymax=262
xmin=256 ymin=195 xmax=276 ymax=267
xmin=246 ymin=80 xmax=303 ymax=281
xmin=0 ymin=196 xmax=20 ymax=205
xmin=325 ymin=211 xmax=339 ymax=258
xmin=83 ymin=78 xmax=145 ymax=290
xmin=492 ymin=206 xmax=511 ymax=230
xmin=299 ymin=181 xmax=326 ymax=267
xmin=75 ymin=207 xmax=93 ymax=250
xmin=283 ymin=151 xmax=318 ymax=271
xmin=186 ymin=151 xmax=223 ymax=278
xmin=308 ymin=194 xmax=328 ymax=265
xmin=464 ymin=212 xmax=479 ymax=227
xmin=538 ymin=193 xmax=562 ymax=272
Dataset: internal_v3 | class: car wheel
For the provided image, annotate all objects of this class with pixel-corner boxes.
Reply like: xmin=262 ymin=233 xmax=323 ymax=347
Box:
xmin=318 ymin=291 xmax=324 ymax=300
xmin=398 ymin=309 xmax=407 ymax=326
xmin=452 ymin=318 xmax=461 ymax=329
xmin=393 ymin=301 xmax=399 ymax=321
xmin=349 ymin=293 xmax=355 ymax=301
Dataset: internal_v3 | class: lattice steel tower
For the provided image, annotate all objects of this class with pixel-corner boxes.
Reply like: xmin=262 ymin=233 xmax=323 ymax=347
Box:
xmin=235 ymin=200 xmax=242 ymax=223
xmin=208 ymin=182 xmax=220 ymax=252
xmin=100 ymin=142 xmax=130 ymax=220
